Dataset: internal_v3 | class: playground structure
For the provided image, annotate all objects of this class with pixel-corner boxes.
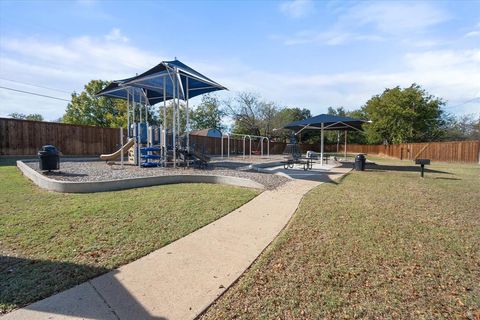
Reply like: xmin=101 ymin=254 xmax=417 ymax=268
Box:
xmin=221 ymin=133 xmax=270 ymax=159
xmin=97 ymin=60 xmax=226 ymax=168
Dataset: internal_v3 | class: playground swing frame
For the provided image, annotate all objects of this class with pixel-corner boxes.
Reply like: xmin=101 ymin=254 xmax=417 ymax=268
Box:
xmin=221 ymin=133 xmax=270 ymax=159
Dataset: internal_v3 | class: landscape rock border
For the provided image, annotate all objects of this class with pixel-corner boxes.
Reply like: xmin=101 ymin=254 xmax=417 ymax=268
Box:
xmin=17 ymin=160 xmax=265 ymax=193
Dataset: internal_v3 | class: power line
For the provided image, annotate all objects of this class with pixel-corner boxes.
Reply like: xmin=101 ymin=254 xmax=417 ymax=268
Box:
xmin=446 ymin=97 xmax=480 ymax=109
xmin=0 ymin=86 xmax=70 ymax=102
xmin=0 ymin=77 xmax=71 ymax=94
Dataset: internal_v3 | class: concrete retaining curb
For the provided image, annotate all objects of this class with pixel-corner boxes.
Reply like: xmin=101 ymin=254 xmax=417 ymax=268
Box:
xmin=16 ymin=160 xmax=264 ymax=193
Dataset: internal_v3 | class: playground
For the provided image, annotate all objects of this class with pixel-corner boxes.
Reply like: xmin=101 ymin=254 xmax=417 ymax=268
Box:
xmin=3 ymin=59 xmax=478 ymax=319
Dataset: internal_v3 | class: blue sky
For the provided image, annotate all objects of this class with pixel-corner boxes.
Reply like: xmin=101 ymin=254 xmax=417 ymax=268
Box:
xmin=0 ymin=0 xmax=479 ymax=121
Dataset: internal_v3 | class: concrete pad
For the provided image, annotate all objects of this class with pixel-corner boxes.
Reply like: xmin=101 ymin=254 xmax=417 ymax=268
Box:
xmin=259 ymin=163 xmax=351 ymax=182
xmin=1 ymin=282 xmax=116 ymax=320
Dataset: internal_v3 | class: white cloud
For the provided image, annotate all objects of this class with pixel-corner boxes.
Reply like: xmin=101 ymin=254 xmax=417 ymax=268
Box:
xmin=281 ymin=29 xmax=384 ymax=46
xmin=465 ymin=31 xmax=480 ymax=38
xmin=210 ymin=49 xmax=480 ymax=116
xmin=464 ymin=22 xmax=480 ymax=38
xmin=1 ymin=32 xmax=479 ymax=120
xmin=277 ymin=1 xmax=449 ymax=46
xmin=346 ymin=2 xmax=449 ymax=35
xmin=279 ymin=0 xmax=314 ymax=19
xmin=105 ymin=28 xmax=129 ymax=43
xmin=0 ymin=31 xmax=164 ymax=120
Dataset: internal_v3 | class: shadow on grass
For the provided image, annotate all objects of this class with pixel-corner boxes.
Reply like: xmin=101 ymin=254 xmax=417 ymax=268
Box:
xmin=0 ymin=256 xmax=167 ymax=319
xmin=364 ymin=163 xmax=452 ymax=175
xmin=0 ymin=157 xmax=35 ymax=167
xmin=210 ymin=161 xmax=251 ymax=169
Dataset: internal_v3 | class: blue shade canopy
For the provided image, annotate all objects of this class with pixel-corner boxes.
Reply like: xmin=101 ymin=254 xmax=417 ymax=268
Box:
xmin=283 ymin=114 xmax=368 ymax=132
xmin=96 ymin=59 xmax=227 ymax=104
xmin=124 ymin=59 xmax=227 ymax=101
xmin=95 ymin=77 xmax=172 ymax=105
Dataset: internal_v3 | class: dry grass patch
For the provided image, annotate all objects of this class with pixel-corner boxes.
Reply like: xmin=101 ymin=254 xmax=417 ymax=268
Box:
xmin=203 ymin=159 xmax=480 ymax=319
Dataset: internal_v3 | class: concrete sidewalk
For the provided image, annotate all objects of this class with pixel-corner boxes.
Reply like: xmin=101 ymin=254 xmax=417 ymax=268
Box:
xmin=4 ymin=169 xmax=349 ymax=320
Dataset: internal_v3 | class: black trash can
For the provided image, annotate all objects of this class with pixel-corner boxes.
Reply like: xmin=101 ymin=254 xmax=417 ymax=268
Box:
xmin=38 ymin=145 xmax=60 ymax=171
xmin=354 ymin=154 xmax=366 ymax=171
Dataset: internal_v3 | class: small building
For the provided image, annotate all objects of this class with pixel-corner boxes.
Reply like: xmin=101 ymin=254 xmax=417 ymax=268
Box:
xmin=189 ymin=128 xmax=222 ymax=138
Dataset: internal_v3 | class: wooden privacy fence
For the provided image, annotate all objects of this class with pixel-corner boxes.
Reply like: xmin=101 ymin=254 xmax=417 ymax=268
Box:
xmin=1 ymin=118 xmax=478 ymax=163
xmin=0 ymin=118 xmax=122 ymax=156
xmin=334 ymin=140 xmax=480 ymax=163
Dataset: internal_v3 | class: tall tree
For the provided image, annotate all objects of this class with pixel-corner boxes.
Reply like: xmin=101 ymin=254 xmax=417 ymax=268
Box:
xmin=225 ymin=92 xmax=265 ymax=136
xmin=163 ymin=101 xmax=189 ymax=134
xmin=270 ymin=107 xmax=311 ymax=141
xmin=63 ymin=80 xmax=158 ymax=128
xmin=190 ymin=94 xmax=225 ymax=131
xmin=362 ymin=84 xmax=445 ymax=144
xmin=8 ymin=112 xmax=44 ymax=121
xmin=441 ymin=113 xmax=480 ymax=141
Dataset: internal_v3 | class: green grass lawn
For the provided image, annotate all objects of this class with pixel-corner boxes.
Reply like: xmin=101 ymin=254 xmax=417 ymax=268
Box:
xmin=0 ymin=159 xmax=259 ymax=314
xmin=203 ymin=159 xmax=480 ymax=319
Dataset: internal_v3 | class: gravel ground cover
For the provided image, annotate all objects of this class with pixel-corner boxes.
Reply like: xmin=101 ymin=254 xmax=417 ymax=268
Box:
xmin=26 ymin=160 xmax=290 ymax=190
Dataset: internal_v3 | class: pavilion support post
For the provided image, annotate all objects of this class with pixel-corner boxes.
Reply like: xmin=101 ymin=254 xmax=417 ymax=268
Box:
xmin=344 ymin=130 xmax=347 ymax=160
xmin=267 ymin=138 xmax=270 ymax=157
xmin=249 ymin=137 xmax=252 ymax=159
xmin=261 ymin=138 xmax=264 ymax=157
xmin=138 ymin=94 xmax=142 ymax=168
xmin=321 ymin=122 xmax=324 ymax=166
xmin=126 ymin=91 xmax=130 ymax=139
xmin=138 ymin=122 xmax=141 ymax=168
xmin=243 ymin=136 xmax=246 ymax=159
xmin=337 ymin=131 xmax=340 ymax=153
xmin=186 ymin=78 xmax=190 ymax=153
xmin=120 ymin=127 xmax=124 ymax=168
xmin=163 ymin=76 xmax=167 ymax=167
xmin=139 ymin=94 xmax=142 ymax=125
xmin=172 ymin=70 xmax=177 ymax=168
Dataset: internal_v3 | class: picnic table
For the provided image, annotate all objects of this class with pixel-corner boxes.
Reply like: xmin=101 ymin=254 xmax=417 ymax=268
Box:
xmin=281 ymin=156 xmax=314 ymax=170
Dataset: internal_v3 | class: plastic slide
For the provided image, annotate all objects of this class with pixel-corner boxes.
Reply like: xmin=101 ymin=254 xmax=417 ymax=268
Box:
xmin=100 ymin=138 xmax=135 ymax=161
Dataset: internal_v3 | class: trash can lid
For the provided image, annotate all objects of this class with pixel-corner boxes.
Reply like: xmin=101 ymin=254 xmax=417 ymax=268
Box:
xmin=355 ymin=154 xmax=366 ymax=159
xmin=40 ymin=145 xmax=58 ymax=154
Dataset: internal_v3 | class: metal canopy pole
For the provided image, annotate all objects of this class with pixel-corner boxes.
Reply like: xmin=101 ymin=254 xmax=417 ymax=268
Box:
xmin=163 ymin=76 xmax=167 ymax=167
xmin=132 ymin=89 xmax=137 ymax=165
xmin=172 ymin=70 xmax=177 ymax=168
xmin=126 ymin=91 xmax=130 ymax=139
xmin=249 ymin=137 xmax=252 ymax=158
xmin=138 ymin=92 xmax=142 ymax=168
xmin=344 ymin=130 xmax=347 ymax=160
xmin=139 ymin=93 xmax=142 ymax=124
xmin=265 ymin=138 xmax=270 ymax=158
xmin=186 ymin=77 xmax=190 ymax=152
xmin=177 ymin=79 xmax=180 ymax=139
xmin=260 ymin=137 xmax=264 ymax=157
xmin=120 ymin=127 xmax=124 ymax=168
xmin=243 ymin=136 xmax=246 ymax=158
xmin=320 ymin=122 xmax=324 ymax=166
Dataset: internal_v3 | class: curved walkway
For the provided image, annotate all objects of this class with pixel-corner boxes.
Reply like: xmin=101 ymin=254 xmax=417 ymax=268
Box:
xmin=4 ymin=168 xmax=350 ymax=320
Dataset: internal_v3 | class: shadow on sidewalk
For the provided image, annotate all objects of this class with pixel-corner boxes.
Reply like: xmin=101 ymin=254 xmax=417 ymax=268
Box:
xmin=1 ymin=255 xmax=167 ymax=319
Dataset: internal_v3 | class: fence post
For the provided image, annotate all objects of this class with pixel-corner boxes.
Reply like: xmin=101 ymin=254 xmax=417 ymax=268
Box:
xmin=478 ymin=141 xmax=480 ymax=164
